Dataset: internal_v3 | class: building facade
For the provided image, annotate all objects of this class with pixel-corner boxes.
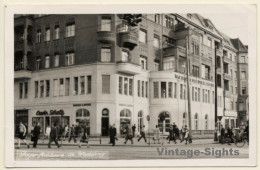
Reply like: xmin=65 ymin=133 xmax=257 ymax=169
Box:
xmin=14 ymin=14 xmax=248 ymax=136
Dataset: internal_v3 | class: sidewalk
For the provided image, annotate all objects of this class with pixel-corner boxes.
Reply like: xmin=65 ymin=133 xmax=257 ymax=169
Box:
xmin=15 ymin=137 xmax=218 ymax=147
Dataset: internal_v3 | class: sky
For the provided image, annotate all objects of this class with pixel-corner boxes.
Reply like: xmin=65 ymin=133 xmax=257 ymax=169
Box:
xmin=201 ymin=13 xmax=249 ymax=45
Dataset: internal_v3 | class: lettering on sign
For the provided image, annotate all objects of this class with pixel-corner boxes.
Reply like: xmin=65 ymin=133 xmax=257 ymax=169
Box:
xmin=175 ymin=74 xmax=214 ymax=87
xmin=36 ymin=110 xmax=64 ymax=116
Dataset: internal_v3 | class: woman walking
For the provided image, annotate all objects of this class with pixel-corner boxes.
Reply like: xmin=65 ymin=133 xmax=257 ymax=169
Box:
xmin=78 ymin=125 xmax=89 ymax=148
xmin=124 ymin=124 xmax=133 ymax=144
xmin=17 ymin=122 xmax=30 ymax=149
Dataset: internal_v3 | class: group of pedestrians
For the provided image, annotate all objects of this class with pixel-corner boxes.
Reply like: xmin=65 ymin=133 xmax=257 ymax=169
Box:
xmin=166 ymin=123 xmax=191 ymax=145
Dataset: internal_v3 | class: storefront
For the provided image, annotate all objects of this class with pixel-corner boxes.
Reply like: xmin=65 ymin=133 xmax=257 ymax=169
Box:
xmin=14 ymin=110 xmax=28 ymax=135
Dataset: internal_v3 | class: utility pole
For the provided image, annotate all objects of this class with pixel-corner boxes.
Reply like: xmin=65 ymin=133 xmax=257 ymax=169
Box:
xmin=185 ymin=35 xmax=192 ymax=139
xmin=214 ymin=45 xmax=218 ymax=141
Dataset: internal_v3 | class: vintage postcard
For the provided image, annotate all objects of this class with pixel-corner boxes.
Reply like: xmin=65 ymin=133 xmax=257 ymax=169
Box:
xmin=4 ymin=3 xmax=257 ymax=167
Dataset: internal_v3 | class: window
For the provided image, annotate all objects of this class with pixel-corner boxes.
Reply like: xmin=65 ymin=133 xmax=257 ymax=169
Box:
xmin=138 ymin=111 xmax=144 ymax=132
xmin=163 ymin=36 xmax=175 ymax=46
xmin=54 ymin=25 xmax=60 ymax=39
xmin=194 ymin=113 xmax=198 ymax=130
xmin=54 ymin=54 xmax=59 ymax=67
xmin=217 ymin=56 xmax=221 ymax=68
xmin=24 ymin=82 xmax=28 ymax=99
xmin=66 ymin=23 xmax=75 ymax=37
xmin=154 ymin=62 xmax=159 ymax=71
xmin=35 ymin=81 xmax=39 ymax=98
xmin=119 ymin=77 xmax=123 ymax=94
xmin=36 ymin=58 xmax=41 ymax=70
xmin=101 ymin=16 xmax=111 ymax=31
xmin=192 ymin=65 xmax=200 ymax=77
xmin=168 ymin=82 xmax=173 ymax=98
xmin=53 ymin=79 xmax=58 ymax=97
xmin=87 ymin=76 xmax=92 ymax=94
xmin=207 ymin=37 xmax=212 ymax=48
xmin=230 ymin=69 xmax=233 ymax=78
xmin=145 ymin=81 xmax=148 ymax=98
xmin=158 ymin=112 xmax=170 ymax=132
xmin=224 ymin=80 xmax=229 ymax=91
xmin=129 ymin=79 xmax=133 ymax=96
xmin=153 ymin=35 xmax=160 ymax=48
xmin=153 ymin=82 xmax=159 ymax=98
xmin=195 ymin=87 xmax=197 ymax=101
xmin=217 ymin=75 xmax=222 ymax=87
xmin=205 ymin=90 xmax=208 ymax=103
xmin=37 ymin=29 xmax=41 ymax=43
xmin=101 ymin=48 xmax=111 ymax=62
xmin=231 ymin=101 xmax=234 ymax=110
xmin=65 ymin=78 xmax=70 ymax=96
xmin=198 ymin=88 xmax=200 ymax=102
xmin=161 ymin=82 xmax=166 ymax=98
xmin=122 ymin=50 xmax=129 ymax=62
xmin=140 ymin=57 xmax=147 ymax=70
xmin=165 ymin=16 xmax=174 ymax=29
xmin=224 ymin=62 xmax=229 ymax=74
xmin=59 ymin=79 xmax=65 ymax=96
xmin=40 ymin=81 xmax=44 ymax=97
xmin=19 ymin=83 xmax=23 ymax=99
xmin=163 ymin=57 xmax=175 ymax=71
xmin=202 ymin=89 xmax=204 ymax=102
xmin=80 ymin=76 xmax=85 ymax=94
xmin=174 ymin=83 xmax=177 ymax=98
xmin=46 ymin=80 xmax=50 ymax=97
xmin=139 ymin=29 xmax=147 ymax=43
xmin=154 ymin=14 xmax=160 ymax=23
xmin=191 ymin=41 xmax=199 ymax=55
xmin=234 ymin=71 xmax=237 ymax=79
xmin=138 ymin=80 xmax=141 ymax=97
xmin=45 ymin=27 xmax=50 ymax=41
xmin=183 ymin=112 xmax=187 ymax=126
xmin=74 ymin=77 xmax=78 ymax=95
xmin=102 ymin=75 xmax=110 ymax=94
xmin=180 ymin=84 xmax=183 ymax=99
xmin=241 ymin=71 xmax=246 ymax=79
xmin=124 ymin=77 xmax=128 ymax=95
xmin=45 ymin=56 xmax=50 ymax=68
xmin=192 ymin=87 xmax=194 ymax=101
xmin=212 ymin=91 xmax=215 ymax=104
xmin=120 ymin=109 xmax=131 ymax=135
xmin=240 ymin=56 xmax=246 ymax=63
xmin=76 ymin=109 xmax=90 ymax=134
xmin=242 ymin=87 xmax=246 ymax=95
xmin=205 ymin=114 xmax=208 ymax=130
xmin=208 ymin=90 xmax=210 ymax=103
xmin=65 ymin=52 xmax=75 ymax=66
xmin=183 ymin=85 xmax=186 ymax=100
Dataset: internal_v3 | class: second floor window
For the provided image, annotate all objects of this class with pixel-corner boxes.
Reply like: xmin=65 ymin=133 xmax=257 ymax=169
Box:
xmin=45 ymin=28 xmax=50 ymax=41
xmin=36 ymin=58 xmax=41 ymax=70
xmin=153 ymin=35 xmax=160 ymax=48
xmin=65 ymin=52 xmax=75 ymax=66
xmin=122 ymin=50 xmax=129 ymax=62
xmin=54 ymin=54 xmax=59 ymax=67
xmin=54 ymin=26 xmax=60 ymax=39
xmin=45 ymin=56 xmax=50 ymax=68
xmin=140 ymin=57 xmax=147 ymax=70
xmin=102 ymin=75 xmax=110 ymax=94
xmin=101 ymin=16 xmax=111 ymax=31
xmin=101 ymin=48 xmax=111 ymax=62
xmin=139 ymin=29 xmax=147 ymax=43
xmin=66 ymin=24 xmax=75 ymax=37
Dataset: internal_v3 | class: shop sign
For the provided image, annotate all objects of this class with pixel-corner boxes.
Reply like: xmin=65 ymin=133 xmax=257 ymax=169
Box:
xmin=175 ymin=74 xmax=214 ymax=87
xmin=36 ymin=110 xmax=65 ymax=116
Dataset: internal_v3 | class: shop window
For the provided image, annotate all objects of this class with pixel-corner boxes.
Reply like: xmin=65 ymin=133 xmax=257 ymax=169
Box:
xmin=76 ymin=109 xmax=90 ymax=135
xmin=138 ymin=111 xmax=143 ymax=132
xmin=120 ymin=109 xmax=131 ymax=135
xmin=194 ymin=113 xmax=198 ymax=130
xmin=158 ymin=112 xmax=170 ymax=133
xmin=205 ymin=114 xmax=208 ymax=130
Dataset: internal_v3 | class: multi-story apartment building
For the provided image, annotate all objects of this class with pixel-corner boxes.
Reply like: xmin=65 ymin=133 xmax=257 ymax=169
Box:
xmin=14 ymin=14 xmax=248 ymax=136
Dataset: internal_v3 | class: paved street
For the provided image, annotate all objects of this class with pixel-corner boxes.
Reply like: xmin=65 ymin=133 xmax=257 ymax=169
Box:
xmin=15 ymin=138 xmax=249 ymax=160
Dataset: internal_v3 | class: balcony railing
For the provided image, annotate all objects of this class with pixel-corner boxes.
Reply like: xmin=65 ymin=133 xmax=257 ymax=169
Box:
xmin=97 ymin=31 xmax=116 ymax=43
xmin=119 ymin=31 xmax=138 ymax=50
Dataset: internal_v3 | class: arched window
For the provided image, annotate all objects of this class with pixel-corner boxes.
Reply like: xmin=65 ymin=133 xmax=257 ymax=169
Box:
xmin=76 ymin=109 xmax=90 ymax=134
xmin=205 ymin=114 xmax=208 ymax=130
xmin=183 ymin=112 xmax=187 ymax=126
xmin=158 ymin=111 xmax=170 ymax=133
xmin=120 ymin=109 xmax=132 ymax=135
xmin=194 ymin=113 xmax=198 ymax=130
xmin=102 ymin=108 xmax=109 ymax=117
xmin=138 ymin=110 xmax=144 ymax=132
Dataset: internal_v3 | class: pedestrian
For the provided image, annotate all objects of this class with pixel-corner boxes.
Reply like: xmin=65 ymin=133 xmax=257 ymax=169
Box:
xmin=33 ymin=122 xmax=41 ymax=148
xmin=180 ymin=126 xmax=185 ymax=143
xmin=108 ymin=125 xmax=112 ymax=144
xmin=78 ymin=125 xmax=89 ymax=148
xmin=153 ymin=125 xmax=160 ymax=144
xmin=110 ymin=124 xmax=117 ymax=146
xmin=45 ymin=124 xmax=51 ymax=139
xmin=138 ymin=125 xmax=147 ymax=143
xmin=69 ymin=124 xmax=77 ymax=143
xmin=17 ymin=121 xmax=30 ymax=149
xmin=57 ymin=124 xmax=63 ymax=141
xmin=184 ymin=125 xmax=190 ymax=145
xmin=244 ymin=122 xmax=249 ymax=144
xmin=132 ymin=124 xmax=136 ymax=137
xmin=224 ymin=124 xmax=231 ymax=145
xmin=220 ymin=125 xmax=225 ymax=143
xmin=48 ymin=123 xmax=61 ymax=148
xmin=62 ymin=125 xmax=69 ymax=141
xmin=173 ymin=125 xmax=180 ymax=144
xmin=124 ymin=124 xmax=133 ymax=144
xmin=167 ymin=125 xmax=174 ymax=144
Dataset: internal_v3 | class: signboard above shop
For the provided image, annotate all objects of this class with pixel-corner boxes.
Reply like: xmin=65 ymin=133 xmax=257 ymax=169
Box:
xmin=36 ymin=110 xmax=65 ymax=116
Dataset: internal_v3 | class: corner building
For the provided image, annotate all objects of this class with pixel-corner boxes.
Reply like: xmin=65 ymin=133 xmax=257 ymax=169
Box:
xmin=14 ymin=14 xmax=248 ymax=136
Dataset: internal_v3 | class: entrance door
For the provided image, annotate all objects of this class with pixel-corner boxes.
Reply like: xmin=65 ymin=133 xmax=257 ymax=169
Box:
xmin=102 ymin=117 xmax=109 ymax=136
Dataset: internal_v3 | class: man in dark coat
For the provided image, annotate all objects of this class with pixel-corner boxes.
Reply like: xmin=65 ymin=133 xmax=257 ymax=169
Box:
xmin=220 ymin=125 xmax=225 ymax=143
xmin=108 ymin=125 xmax=112 ymax=144
xmin=33 ymin=122 xmax=41 ymax=148
xmin=245 ymin=122 xmax=249 ymax=143
xmin=167 ymin=125 xmax=174 ymax=143
xmin=132 ymin=124 xmax=136 ymax=137
xmin=137 ymin=125 xmax=147 ymax=143
xmin=69 ymin=124 xmax=77 ymax=143
xmin=110 ymin=124 xmax=117 ymax=146
xmin=48 ymin=123 xmax=61 ymax=148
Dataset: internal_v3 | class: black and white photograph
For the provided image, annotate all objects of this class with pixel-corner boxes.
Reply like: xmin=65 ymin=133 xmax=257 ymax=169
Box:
xmin=3 ymin=3 xmax=257 ymax=168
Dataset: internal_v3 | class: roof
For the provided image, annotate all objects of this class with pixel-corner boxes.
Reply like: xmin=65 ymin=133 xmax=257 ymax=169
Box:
xmin=230 ymin=38 xmax=248 ymax=53
xmin=218 ymin=31 xmax=237 ymax=51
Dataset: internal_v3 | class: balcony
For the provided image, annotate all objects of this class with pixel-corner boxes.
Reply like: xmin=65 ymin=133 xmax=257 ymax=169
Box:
xmin=116 ymin=62 xmax=141 ymax=75
xmin=224 ymin=73 xmax=232 ymax=80
xmin=14 ymin=69 xmax=32 ymax=79
xmin=119 ymin=31 xmax=138 ymax=50
xmin=97 ymin=31 xmax=116 ymax=44
xmin=201 ymin=56 xmax=212 ymax=65
xmin=163 ymin=46 xmax=186 ymax=57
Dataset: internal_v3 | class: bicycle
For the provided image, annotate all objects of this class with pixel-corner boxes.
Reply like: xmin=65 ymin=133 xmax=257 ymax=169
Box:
xmin=233 ymin=132 xmax=248 ymax=148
